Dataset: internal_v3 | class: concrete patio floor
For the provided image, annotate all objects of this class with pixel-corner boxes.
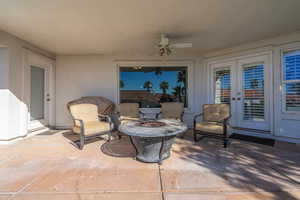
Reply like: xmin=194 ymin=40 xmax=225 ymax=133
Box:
xmin=1 ymin=130 xmax=300 ymax=200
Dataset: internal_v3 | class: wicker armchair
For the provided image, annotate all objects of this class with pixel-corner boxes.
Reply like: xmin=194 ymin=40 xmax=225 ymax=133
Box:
xmin=116 ymin=103 xmax=145 ymax=138
xmin=194 ymin=104 xmax=231 ymax=148
xmin=116 ymin=103 xmax=145 ymax=122
xmin=67 ymin=96 xmax=114 ymax=149
xmin=156 ymin=102 xmax=184 ymax=121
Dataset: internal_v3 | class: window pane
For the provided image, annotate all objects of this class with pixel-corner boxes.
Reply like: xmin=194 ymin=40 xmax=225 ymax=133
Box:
xmin=120 ymin=67 xmax=188 ymax=108
xmin=285 ymin=82 xmax=300 ymax=112
xmin=30 ymin=66 xmax=45 ymax=121
xmin=243 ymin=64 xmax=265 ymax=121
xmin=214 ymin=69 xmax=231 ymax=104
xmin=283 ymin=50 xmax=300 ymax=81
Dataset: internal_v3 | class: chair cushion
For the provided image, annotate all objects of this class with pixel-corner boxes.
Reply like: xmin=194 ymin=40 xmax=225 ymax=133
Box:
xmin=73 ymin=121 xmax=112 ymax=135
xmin=67 ymin=96 xmax=114 ymax=115
xmin=161 ymin=102 xmax=184 ymax=119
xmin=119 ymin=116 xmax=140 ymax=124
xmin=117 ymin=103 xmax=140 ymax=118
xmin=203 ymin=104 xmax=230 ymax=122
xmin=195 ymin=122 xmax=224 ymax=134
xmin=69 ymin=104 xmax=98 ymax=126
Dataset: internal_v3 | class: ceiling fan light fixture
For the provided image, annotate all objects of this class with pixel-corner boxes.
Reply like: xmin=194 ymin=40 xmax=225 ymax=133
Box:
xmin=157 ymin=34 xmax=192 ymax=56
xmin=133 ymin=66 xmax=142 ymax=70
xmin=159 ymin=46 xmax=172 ymax=56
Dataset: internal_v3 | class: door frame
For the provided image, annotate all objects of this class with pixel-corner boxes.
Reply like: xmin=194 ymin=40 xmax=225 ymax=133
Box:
xmin=206 ymin=51 xmax=274 ymax=135
xmin=23 ymin=49 xmax=55 ymax=131
xmin=115 ymin=60 xmax=195 ymax=113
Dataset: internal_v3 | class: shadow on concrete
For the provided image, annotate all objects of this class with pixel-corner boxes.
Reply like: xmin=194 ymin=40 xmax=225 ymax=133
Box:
xmin=173 ymin=136 xmax=300 ymax=200
xmin=101 ymin=136 xmax=136 ymax=158
xmin=62 ymin=131 xmax=108 ymax=149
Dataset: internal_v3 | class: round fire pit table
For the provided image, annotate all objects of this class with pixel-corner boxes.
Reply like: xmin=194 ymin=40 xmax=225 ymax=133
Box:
xmin=118 ymin=119 xmax=188 ymax=164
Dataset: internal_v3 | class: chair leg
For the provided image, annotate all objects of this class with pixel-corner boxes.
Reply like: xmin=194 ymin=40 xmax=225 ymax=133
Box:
xmin=193 ymin=130 xmax=198 ymax=142
xmin=223 ymin=124 xmax=229 ymax=148
xmin=179 ymin=131 xmax=185 ymax=139
xmin=223 ymin=138 xmax=229 ymax=148
xmin=107 ymin=131 xmax=112 ymax=142
xmin=79 ymin=133 xmax=85 ymax=150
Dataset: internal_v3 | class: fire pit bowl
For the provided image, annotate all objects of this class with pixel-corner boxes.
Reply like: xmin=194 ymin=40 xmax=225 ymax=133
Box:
xmin=136 ymin=121 xmax=166 ymax=128
xmin=118 ymin=119 xmax=188 ymax=164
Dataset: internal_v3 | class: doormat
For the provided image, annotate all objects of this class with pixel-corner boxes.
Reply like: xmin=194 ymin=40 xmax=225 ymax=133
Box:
xmin=230 ymin=133 xmax=275 ymax=146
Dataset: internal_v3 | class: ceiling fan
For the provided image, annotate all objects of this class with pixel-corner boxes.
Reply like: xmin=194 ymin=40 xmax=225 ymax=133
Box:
xmin=158 ymin=34 xmax=192 ymax=56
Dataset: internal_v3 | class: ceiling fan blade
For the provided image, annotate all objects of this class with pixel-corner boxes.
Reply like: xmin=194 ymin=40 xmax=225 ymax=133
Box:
xmin=170 ymin=43 xmax=193 ymax=48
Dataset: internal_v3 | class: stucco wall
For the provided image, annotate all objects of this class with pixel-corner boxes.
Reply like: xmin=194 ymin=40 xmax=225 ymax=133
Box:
xmin=55 ymin=55 xmax=204 ymax=128
xmin=202 ymin=31 xmax=300 ymax=142
xmin=55 ymin=32 xmax=300 ymax=143
xmin=0 ymin=30 xmax=54 ymax=141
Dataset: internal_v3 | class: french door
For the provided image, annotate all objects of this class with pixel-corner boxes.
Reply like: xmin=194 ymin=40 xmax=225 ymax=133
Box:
xmin=209 ymin=54 xmax=272 ymax=132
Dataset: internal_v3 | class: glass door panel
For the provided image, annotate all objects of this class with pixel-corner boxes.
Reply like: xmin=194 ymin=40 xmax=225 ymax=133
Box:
xmin=30 ymin=66 xmax=45 ymax=121
xmin=214 ymin=68 xmax=231 ymax=104
xmin=242 ymin=64 xmax=265 ymax=121
xmin=210 ymin=62 xmax=237 ymax=127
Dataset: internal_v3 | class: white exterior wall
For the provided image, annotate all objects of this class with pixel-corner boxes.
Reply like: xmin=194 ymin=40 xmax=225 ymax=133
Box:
xmin=55 ymin=31 xmax=300 ymax=143
xmin=0 ymin=48 xmax=9 ymax=139
xmin=0 ymin=30 xmax=54 ymax=142
xmin=202 ymin=31 xmax=300 ymax=143
xmin=1 ymin=29 xmax=300 ymax=143
xmin=55 ymin=55 xmax=205 ymax=128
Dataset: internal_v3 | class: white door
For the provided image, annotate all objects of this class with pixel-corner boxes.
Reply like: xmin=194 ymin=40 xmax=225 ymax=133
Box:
xmin=209 ymin=54 xmax=272 ymax=132
xmin=236 ymin=55 xmax=271 ymax=131
xmin=28 ymin=64 xmax=50 ymax=130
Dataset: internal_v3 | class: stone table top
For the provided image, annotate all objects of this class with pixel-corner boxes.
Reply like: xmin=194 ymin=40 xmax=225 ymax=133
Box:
xmin=118 ymin=119 xmax=188 ymax=137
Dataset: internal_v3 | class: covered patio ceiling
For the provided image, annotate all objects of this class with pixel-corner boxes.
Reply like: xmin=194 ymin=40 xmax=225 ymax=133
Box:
xmin=0 ymin=0 xmax=300 ymax=55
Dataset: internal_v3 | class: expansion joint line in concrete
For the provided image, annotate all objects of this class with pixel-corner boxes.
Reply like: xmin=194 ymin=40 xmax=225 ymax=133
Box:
xmin=158 ymin=165 xmax=165 ymax=200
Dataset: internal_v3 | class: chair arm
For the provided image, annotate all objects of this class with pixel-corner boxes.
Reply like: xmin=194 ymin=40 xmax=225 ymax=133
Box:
xmin=155 ymin=112 xmax=162 ymax=119
xmin=98 ymin=114 xmax=112 ymax=123
xmin=180 ymin=111 xmax=184 ymax=122
xmin=222 ymin=115 xmax=231 ymax=126
xmin=73 ymin=118 xmax=85 ymax=134
xmin=139 ymin=111 xmax=146 ymax=119
xmin=221 ymin=115 xmax=231 ymax=138
xmin=98 ymin=114 xmax=114 ymax=131
xmin=73 ymin=118 xmax=84 ymax=126
xmin=193 ymin=113 xmax=203 ymax=128
xmin=193 ymin=113 xmax=203 ymax=121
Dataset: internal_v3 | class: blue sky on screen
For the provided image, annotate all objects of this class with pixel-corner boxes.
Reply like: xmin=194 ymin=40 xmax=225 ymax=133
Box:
xmin=218 ymin=65 xmax=264 ymax=90
xmin=284 ymin=50 xmax=300 ymax=81
xmin=120 ymin=70 xmax=184 ymax=94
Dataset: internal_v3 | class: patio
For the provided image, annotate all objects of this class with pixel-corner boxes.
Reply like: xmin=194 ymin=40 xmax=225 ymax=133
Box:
xmin=1 ymin=131 xmax=300 ymax=200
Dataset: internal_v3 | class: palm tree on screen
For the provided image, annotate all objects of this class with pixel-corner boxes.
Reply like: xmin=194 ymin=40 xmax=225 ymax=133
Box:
xmin=120 ymin=80 xmax=125 ymax=88
xmin=177 ymin=71 xmax=186 ymax=85
xmin=177 ymin=71 xmax=187 ymax=102
xmin=172 ymin=86 xmax=182 ymax=102
xmin=160 ymin=81 xmax=169 ymax=94
xmin=143 ymin=81 xmax=153 ymax=92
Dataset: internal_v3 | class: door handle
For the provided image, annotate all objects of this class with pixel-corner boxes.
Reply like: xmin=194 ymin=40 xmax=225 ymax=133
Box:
xmin=46 ymin=98 xmax=50 ymax=102
xmin=237 ymin=97 xmax=241 ymax=101
xmin=232 ymin=97 xmax=236 ymax=101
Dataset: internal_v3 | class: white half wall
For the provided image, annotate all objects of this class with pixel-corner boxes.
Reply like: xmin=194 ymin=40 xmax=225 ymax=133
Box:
xmin=0 ymin=48 xmax=9 ymax=139
xmin=0 ymin=30 xmax=55 ymax=142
